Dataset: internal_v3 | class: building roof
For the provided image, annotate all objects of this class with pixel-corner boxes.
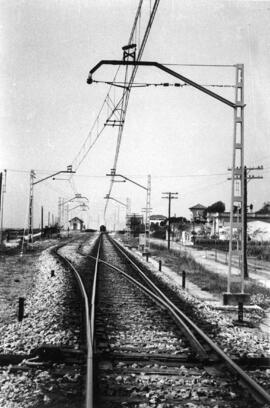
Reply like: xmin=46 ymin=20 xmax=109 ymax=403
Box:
xmin=150 ymin=214 xmax=167 ymax=220
xmin=69 ymin=217 xmax=84 ymax=223
xmin=189 ymin=204 xmax=206 ymax=210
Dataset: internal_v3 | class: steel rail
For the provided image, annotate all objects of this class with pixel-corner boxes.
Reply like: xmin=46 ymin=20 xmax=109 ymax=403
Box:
xmin=104 ymin=236 xmax=270 ymax=405
xmin=56 ymin=252 xmax=94 ymax=408
xmin=90 ymin=235 xmax=102 ymax=345
xmin=88 ymin=254 xmax=208 ymax=360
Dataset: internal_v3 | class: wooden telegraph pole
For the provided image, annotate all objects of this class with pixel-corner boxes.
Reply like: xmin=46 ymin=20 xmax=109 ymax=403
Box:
xmin=162 ymin=192 xmax=178 ymax=250
xmin=243 ymin=165 xmax=263 ymax=279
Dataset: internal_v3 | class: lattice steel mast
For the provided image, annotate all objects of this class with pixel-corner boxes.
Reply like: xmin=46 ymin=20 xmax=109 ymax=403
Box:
xmin=227 ymin=64 xmax=245 ymax=293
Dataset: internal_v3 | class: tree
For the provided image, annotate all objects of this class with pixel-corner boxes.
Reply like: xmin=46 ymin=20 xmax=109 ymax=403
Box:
xmin=204 ymin=201 xmax=225 ymax=216
xmin=256 ymin=201 xmax=270 ymax=215
xmin=127 ymin=214 xmax=144 ymax=236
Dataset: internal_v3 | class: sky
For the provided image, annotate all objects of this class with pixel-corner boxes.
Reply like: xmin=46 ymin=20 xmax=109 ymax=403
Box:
xmin=1 ymin=0 xmax=270 ymax=230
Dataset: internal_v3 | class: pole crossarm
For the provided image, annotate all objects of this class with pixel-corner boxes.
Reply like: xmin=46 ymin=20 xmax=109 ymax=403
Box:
xmin=104 ymin=195 xmax=127 ymax=208
xmin=62 ymin=195 xmax=89 ymax=206
xmin=87 ymin=60 xmax=240 ymax=109
xmin=107 ymin=171 xmax=148 ymax=191
xmin=33 ymin=167 xmax=75 ymax=185
xmin=68 ymin=204 xmax=89 ymax=212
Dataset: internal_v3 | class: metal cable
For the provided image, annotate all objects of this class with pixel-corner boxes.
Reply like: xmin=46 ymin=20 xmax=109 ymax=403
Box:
xmin=92 ymin=79 xmax=235 ymax=88
xmin=104 ymin=0 xmax=161 ymax=220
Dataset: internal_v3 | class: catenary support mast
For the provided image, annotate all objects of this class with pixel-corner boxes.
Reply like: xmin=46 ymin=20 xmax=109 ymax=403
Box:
xmin=88 ymin=59 xmax=246 ymax=302
xmin=144 ymin=175 xmax=151 ymax=253
xmin=228 ymin=64 xmax=245 ymax=293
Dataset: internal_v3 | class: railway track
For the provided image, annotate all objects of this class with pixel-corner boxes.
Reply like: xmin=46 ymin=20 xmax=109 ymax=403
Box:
xmin=6 ymin=233 xmax=266 ymax=407
xmin=57 ymin=232 xmax=268 ymax=408
xmin=91 ymin=235 xmax=270 ymax=407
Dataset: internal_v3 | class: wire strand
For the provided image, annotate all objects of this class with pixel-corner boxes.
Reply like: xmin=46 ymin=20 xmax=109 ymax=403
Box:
xmin=92 ymin=79 xmax=235 ymax=88
xmin=162 ymin=63 xmax=235 ymax=68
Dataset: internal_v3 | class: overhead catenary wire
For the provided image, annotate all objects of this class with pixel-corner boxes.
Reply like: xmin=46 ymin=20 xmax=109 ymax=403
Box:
xmin=42 ymin=180 xmax=74 ymax=198
xmin=104 ymin=0 xmax=161 ymax=220
xmin=76 ymin=62 xmax=235 ymax=174
xmin=92 ymin=79 xmax=236 ymax=88
xmin=162 ymin=63 xmax=236 ymax=67
xmin=4 ymin=168 xmax=270 ymax=178
xmin=4 ymin=164 xmax=270 ymax=179
xmin=183 ymin=179 xmax=228 ymax=195
xmin=69 ymin=1 xmax=145 ymax=175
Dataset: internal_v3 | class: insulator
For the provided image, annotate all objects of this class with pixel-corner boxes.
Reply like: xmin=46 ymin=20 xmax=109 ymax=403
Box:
xmin=86 ymin=73 xmax=93 ymax=85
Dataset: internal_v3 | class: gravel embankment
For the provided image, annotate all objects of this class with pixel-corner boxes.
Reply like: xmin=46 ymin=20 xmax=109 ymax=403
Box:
xmin=123 ymin=245 xmax=270 ymax=359
xmin=0 ymin=234 xmax=98 ymax=408
xmin=0 ymin=248 xmax=81 ymax=355
xmin=118 ymin=243 xmax=270 ymax=397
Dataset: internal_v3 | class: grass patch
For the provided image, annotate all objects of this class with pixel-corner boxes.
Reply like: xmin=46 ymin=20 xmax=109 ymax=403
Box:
xmin=150 ymin=243 xmax=270 ymax=309
xmin=195 ymin=239 xmax=270 ymax=262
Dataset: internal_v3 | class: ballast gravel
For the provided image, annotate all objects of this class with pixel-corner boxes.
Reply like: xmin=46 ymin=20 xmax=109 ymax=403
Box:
xmin=124 ymin=245 xmax=270 ymax=360
xmin=0 ymin=234 xmax=98 ymax=408
xmin=114 ymin=242 xmax=270 ymax=400
xmin=0 ymin=248 xmax=81 ymax=355
xmin=1 ymin=234 xmax=269 ymax=407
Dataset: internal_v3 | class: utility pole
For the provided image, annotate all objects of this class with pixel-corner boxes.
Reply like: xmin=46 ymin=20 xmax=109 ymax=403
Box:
xmin=61 ymin=198 xmax=65 ymax=228
xmin=28 ymin=166 xmax=75 ymax=241
xmin=227 ymin=64 xmax=245 ymax=297
xmin=41 ymin=206 xmax=44 ymax=232
xmin=142 ymin=175 xmax=151 ymax=253
xmin=0 ymin=172 xmax=2 ymax=244
xmin=228 ymin=165 xmax=263 ymax=279
xmin=162 ymin=192 xmax=178 ymax=250
xmin=0 ymin=171 xmax=6 ymax=244
xmin=243 ymin=165 xmax=263 ymax=279
xmin=126 ymin=198 xmax=131 ymax=238
xmin=28 ymin=170 xmax=35 ymax=241
xmin=65 ymin=204 xmax=69 ymax=230
xmin=58 ymin=197 xmax=62 ymax=225
xmin=107 ymin=170 xmax=151 ymax=251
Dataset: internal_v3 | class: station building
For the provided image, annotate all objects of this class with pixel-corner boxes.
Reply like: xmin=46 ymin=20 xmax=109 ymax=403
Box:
xmin=69 ymin=217 xmax=85 ymax=231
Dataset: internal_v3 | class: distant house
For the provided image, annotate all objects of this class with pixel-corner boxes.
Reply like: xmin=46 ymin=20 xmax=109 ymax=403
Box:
xmin=69 ymin=217 xmax=84 ymax=231
xmin=207 ymin=211 xmax=270 ymax=240
xmin=150 ymin=214 xmax=166 ymax=226
xmin=189 ymin=204 xmax=207 ymax=222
